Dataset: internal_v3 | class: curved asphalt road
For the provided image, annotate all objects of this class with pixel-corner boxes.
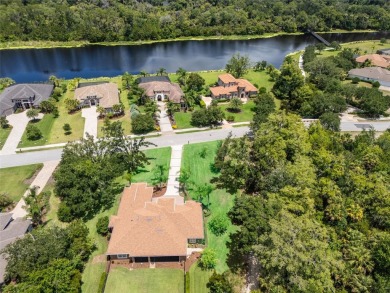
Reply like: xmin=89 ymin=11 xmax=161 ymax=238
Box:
xmin=0 ymin=121 xmax=389 ymax=168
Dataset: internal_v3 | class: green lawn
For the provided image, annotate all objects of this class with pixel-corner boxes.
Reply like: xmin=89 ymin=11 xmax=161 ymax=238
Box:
xmin=0 ymin=127 xmax=12 ymax=150
xmin=220 ymin=100 xmax=256 ymax=122
xmin=0 ymin=164 xmax=43 ymax=202
xmin=181 ymin=141 xmax=236 ymax=273
xmin=174 ymin=106 xmax=201 ymax=129
xmin=81 ymin=147 xmax=171 ymax=292
xmin=105 ymin=267 xmax=184 ymax=293
xmin=319 ymin=40 xmax=384 ymax=59
xmin=188 ymin=263 xmax=213 ymax=293
xmin=18 ymin=114 xmax=56 ymax=148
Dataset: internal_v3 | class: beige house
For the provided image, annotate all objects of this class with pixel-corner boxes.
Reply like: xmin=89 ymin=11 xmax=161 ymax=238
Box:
xmin=106 ymin=183 xmax=204 ymax=264
xmin=137 ymin=76 xmax=185 ymax=106
xmin=210 ymin=73 xmax=258 ymax=99
xmin=74 ymin=82 xmax=119 ymax=111
xmin=349 ymin=67 xmax=390 ymax=87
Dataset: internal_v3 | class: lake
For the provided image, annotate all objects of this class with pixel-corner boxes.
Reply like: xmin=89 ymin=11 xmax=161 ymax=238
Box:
xmin=1 ymin=32 xmax=389 ymax=83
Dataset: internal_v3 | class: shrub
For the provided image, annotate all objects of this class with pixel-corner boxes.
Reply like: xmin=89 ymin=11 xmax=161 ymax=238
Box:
xmin=63 ymin=123 xmax=72 ymax=135
xmin=352 ymin=77 xmax=360 ymax=84
xmin=208 ymin=214 xmax=229 ymax=236
xmin=372 ymin=81 xmax=381 ymax=88
xmin=26 ymin=124 xmax=42 ymax=140
xmin=226 ymin=115 xmax=235 ymax=122
xmin=58 ymin=202 xmax=72 ymax=222
xmin=199 ymin=147 xmax=208 ymax=158
xmin=0 ymin=193 xmax=13 ymax=211
xmin=132 ymin=114 xmax=155 ymax=134
xmin=96 ymin=216 xmax=109 ymax=236
xmin=198 ymin=248 xmax=217 ymax=270
xmin=199 ymin=100 xmax=206 ymax=108
xmin=211 ymin=99 xmax=218 ymax=107
xmin=259 ymin=87 xmax=267 ymax=94
xmin=26 ymin=108 xmax=40 ymax=121
xmin=97 ymin=272 xmax=107 ymax=293
xmin=0 ymin=116 xmax=9 ymax=128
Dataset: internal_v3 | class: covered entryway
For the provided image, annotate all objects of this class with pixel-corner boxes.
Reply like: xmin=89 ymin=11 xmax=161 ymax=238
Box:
xmin=156 ymin=94 xmax=164 ymax=101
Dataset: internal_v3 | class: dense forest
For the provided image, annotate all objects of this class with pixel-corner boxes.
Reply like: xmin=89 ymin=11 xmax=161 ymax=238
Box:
xmin=0 ymin=0 xmax=389 ymax=43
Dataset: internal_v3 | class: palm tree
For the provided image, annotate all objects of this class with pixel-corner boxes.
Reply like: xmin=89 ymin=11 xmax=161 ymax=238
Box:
xmin=26 ymin=108 xmax=40 ymax=121
xmin=23 ymin=186 xmax=44 ymax=226
xmin=157 ymin=67 xmax=167 ymax=76
xmin=49 ymin=75 xmax=59 ymax=87
xmin=139 ymin=70 xmax=149 ymax=77
xmin=144 ymin=101 xmax=160 ymax=120
xmin=228 ymin=97 xmax=243 ymax=112
xmin=122 ymin=72 xmax=133 ymax=90
xmin=195 ymin=184 xmax=214 ymax=209
xmin=96 ymin=106 xmax=105 ymax=118
xmin=152 ymin=164 xmax=168 ymax=190
xmin=178 ymin=168 xmax=192 ymax=198
xmin=176 ymin=67 xmax=187 ymax=86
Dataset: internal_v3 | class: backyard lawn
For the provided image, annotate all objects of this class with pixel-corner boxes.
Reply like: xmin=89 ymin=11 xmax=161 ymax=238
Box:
xmin=181 ymin=141 xmax=236 ymax=273
xmin=220 ymin=100 xmax=256 ymax=122
xmin=105 ymin=267 xmax=184 ymax=293
xmin=188 ymin=263 xmax=213 ymax=293
xmin=0 ymin=164 xmax=43 ymax=202
xmin=0 ymin=127 xmax=12 ymax=150
xmin=81 ymin=147 xmax=171 ymax=293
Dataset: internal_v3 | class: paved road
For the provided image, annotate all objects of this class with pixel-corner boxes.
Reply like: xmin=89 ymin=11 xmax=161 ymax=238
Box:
xmin=0 ymin=127 xmax=248 ymax=168
xmin=0 ymin=121 xmax=389 ymax=168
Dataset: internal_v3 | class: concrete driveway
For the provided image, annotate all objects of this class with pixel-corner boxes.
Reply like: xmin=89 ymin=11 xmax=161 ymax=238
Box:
xmin=1 ymin=111 xmax=43 ymax=155
xmin=158 ymin=102 xmax=173 ymax=133
xmin=81 ymin=106 xmax=98 ymax=138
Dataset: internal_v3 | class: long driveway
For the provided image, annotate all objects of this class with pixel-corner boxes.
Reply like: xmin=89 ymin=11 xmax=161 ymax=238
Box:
xmin=0 ymin=121 xmax=389 ymax=168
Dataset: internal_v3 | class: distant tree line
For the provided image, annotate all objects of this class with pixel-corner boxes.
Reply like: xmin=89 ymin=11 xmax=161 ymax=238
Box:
xmin=0 ymin=0 xmax=389 ymax=43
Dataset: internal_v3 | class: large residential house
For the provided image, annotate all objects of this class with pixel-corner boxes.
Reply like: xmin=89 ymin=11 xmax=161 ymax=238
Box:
xmin=0 ymin=213 xmax=32 ymax=284
xmin=210 ymin=73 xmax=258 ymax=99
xmin=106 ymin=183 xmax=204 ymax=265
xmin=348 ymin=67 xmax=390 ymax=87
xmin=74 ymin=82 xmax=120 ymax=112
xmin=0 ymin=84 xmax=54 ymax=116
xmin=137 ymin=76 xmax=185 ymax=107
xmin=355 ymin=54 xmax=390 ymax=69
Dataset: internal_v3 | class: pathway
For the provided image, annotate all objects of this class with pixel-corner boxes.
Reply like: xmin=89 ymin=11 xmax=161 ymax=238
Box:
xmin=11 ymin=160 xmax=60 ymax=219
xmin=298 ymin=55 xmax=306 ymax=78
xmin=1 ymin=112 xmax=43 ymax=155
xmin=162 ymin=145 xmax=184 ymax=205
xmin=81 ymin=106 xmax=98 ymax=138
xmin=157 ymin=102 xmax=174 ymax=134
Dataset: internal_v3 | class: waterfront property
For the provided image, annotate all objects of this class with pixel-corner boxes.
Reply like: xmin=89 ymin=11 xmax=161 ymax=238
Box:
xmin=137 ymin=76 xmax=185 ymax=107
xmin=74 ymin=82 xmax=120 ymax=112
xmin=356 ymin=54 xmax=390 ymax=68
xmin=0 ymin=213 xmax=32 ymax=284
xmin=210 ymin=73 xmax=258 ymax=99
xmin=377 ymin=48 xmax=390 ymax=55
xmin=106 ymin=182 xmax=204 ymax=266
xmin=348 ymin=67 xmax=390 ymax=87
xmin=0 ymin=84 xmax=54 ymax=116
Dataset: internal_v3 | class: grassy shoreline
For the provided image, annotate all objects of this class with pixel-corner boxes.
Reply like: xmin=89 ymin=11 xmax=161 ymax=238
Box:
xmin=0 ymin=30 xmax=379 ymax=50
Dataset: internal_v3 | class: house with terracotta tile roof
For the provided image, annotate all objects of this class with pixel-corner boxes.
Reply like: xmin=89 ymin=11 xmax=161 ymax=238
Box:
xmin=106 ymin=183 xmax=204 ymax=265
xmin=210 ymin=73 xmax=258 ymax=99
xmin=355 ymin=54 xmax=390 ymax=69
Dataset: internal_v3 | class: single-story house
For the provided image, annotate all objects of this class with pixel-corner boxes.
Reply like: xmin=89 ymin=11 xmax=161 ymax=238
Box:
xmin=0 ymin=213 xmax=32 ymax=284
xmin=348 ymin=67 xmax=390 ymax=87
xmin=377 ymin=48 xmax=390 ymax=56
xmin=210 ymin=73 xmax=258 ymax=99
xmin=355 ymin=54 xmax=390 ymax=68
xmin=106 ymin=183 xmax=204 ymax=265
xmin=137 ymin=76 xmax=185 ymax=107
xmin=0 ymin=84 xmax=54 ymax=116
xmin=74 ymin=82 xmax=120 ymax=111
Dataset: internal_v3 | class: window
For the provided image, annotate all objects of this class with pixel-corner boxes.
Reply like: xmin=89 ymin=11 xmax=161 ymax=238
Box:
xmin=117 ymin=254 xmax=128 ymax=259
xmin=188 ymin=239 xmax=196 ymax=244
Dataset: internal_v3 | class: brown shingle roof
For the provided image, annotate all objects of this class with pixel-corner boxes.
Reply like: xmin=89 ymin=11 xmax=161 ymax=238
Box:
xmin=138 ymin=81 xmax=184 ymax=103
xmin=218 ymin=73 xmax=237 ymax=84
xmin=106 ymin=183 xmax=204 ymax=257
xmin=356 ymin=54 xmax=390 ymax=68
xmin=74 ymin=83 xmax=119 ymax=108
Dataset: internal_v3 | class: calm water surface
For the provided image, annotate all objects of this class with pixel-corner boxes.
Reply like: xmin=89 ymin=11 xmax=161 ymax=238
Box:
xmin=1 ymin=32 xmax=389 ymax=83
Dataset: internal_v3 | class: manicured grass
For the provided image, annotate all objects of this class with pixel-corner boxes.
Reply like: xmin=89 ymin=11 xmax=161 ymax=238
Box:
xmin=182 ymin=141 xmax=236 ymax=273
xmin=173 ymin=106 xmax=201 ymax=129
xmin=129 ymin=147 xmax=171 ymax=185
xmin=319 ymin=40 xmax=385 ymax=59
xmin=105 ymin=267 xmax=184 ymax=293
xmin=0 ymin=127 xmax=12 ymax=150
xmin=220 ymin=100 xmax=256 ymax=122
xmin=0 ymin=164 xmax=42 ymax=202
xmin=18 ymin=114 xmax=56 ymax=148
xmin=189 ymin=263 xmax=213 ymax=293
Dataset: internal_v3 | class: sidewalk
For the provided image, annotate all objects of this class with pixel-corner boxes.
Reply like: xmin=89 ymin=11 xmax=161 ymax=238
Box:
xmin=1 ymin=112 xmax=43 ymax=155
xmin=11 ymin=160 xmax=60 ymax=219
